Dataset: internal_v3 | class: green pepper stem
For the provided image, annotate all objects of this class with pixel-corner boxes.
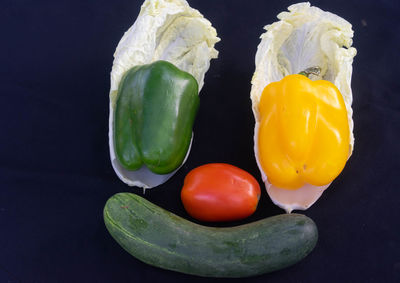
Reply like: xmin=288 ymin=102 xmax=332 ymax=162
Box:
xmin=298 ymin=67 xmax=321 ymax=78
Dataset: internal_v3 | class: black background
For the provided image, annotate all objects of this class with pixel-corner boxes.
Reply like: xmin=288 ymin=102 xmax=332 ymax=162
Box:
xmin=1 ymin=0 xmax=399 ymax=282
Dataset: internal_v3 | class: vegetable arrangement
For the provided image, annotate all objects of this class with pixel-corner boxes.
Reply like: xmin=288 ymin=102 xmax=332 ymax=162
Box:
xmin=104 ymin=0 xmax=356 ymax=278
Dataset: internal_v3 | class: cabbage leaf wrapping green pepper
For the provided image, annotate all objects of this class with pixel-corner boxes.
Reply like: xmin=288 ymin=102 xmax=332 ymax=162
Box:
xmin=108 ymin=0 xmax=219 ymax=188
xmin=114 ymin=60 xmax=199 ymax=174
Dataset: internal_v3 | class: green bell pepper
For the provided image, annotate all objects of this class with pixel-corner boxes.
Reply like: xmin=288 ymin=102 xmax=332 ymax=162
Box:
xmin=114 ymin=60 xmax=199 ymax=174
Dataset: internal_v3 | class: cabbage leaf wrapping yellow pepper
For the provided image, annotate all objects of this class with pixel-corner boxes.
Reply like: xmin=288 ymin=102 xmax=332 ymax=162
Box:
xmin=251 ymin=2 xmax=356 ymax=212
xmin=258 ymin=73 xmax=350 ymax=190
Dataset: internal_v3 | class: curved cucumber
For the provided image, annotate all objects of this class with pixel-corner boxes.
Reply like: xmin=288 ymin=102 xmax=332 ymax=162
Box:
xmin=104 ymin=193 xmax=318 ymax=278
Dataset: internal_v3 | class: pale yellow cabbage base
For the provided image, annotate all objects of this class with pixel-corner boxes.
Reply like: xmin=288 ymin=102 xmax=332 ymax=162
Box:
xmin=250 ymin=2 xmax=357 ymax=212
xmin=109 ymin=0 xmax=219 ymax=189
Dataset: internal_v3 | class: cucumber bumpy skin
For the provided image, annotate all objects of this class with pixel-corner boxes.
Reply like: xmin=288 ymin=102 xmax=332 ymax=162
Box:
xmin=104 ymin=192 xmax=318 ymax=278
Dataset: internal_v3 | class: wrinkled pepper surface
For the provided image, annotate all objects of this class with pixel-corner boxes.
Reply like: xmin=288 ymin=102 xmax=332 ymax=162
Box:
xmin=114 ymin=60 xmax=199 ymax=174
xmin=258 ymin=74 xmax=350 ymax=189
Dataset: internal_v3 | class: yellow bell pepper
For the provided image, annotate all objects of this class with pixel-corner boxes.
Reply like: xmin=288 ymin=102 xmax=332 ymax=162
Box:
xmin=258 ymin=72 xmax=350 ymax=190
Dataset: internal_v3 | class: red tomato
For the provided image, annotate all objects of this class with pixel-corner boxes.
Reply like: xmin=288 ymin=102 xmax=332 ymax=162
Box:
xmin=181 ymin=163 xmax=261 ymax=222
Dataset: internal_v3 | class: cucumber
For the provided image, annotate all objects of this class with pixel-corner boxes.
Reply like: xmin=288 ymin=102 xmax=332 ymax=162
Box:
xmin=104 ymin=192 xmax=318 ymax=278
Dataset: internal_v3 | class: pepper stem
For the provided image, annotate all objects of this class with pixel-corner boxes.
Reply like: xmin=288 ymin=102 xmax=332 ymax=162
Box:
xmin=298 ymin=66 xmax=321 ymax=78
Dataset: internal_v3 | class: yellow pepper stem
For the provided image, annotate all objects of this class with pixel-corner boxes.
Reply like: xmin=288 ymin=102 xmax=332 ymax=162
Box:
xmin=298 ymin=66 xmax=321 ymax=78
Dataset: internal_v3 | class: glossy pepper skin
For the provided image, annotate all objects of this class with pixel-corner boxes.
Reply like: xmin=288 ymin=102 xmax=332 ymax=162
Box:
xmin=114 ymin=60 xmax=199 ymax=174
xmin=258 ymin=74 xmax=350 ymax=189
xmin=181 ymin=163 xmax=261 ymax=222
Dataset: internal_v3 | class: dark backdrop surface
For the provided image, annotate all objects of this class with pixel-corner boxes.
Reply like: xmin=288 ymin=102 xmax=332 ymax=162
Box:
xmin=1 ymin=0 xmax=399 ymax=282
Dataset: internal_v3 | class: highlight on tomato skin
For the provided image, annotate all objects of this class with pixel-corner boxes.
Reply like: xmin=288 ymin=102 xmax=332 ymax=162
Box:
xmin=180 ymin=163 xmax=261 ymax=222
